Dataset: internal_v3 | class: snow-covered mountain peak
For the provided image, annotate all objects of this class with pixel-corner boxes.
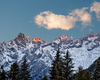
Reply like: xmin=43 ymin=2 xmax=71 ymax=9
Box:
xmin=15 ymin=33 xmax=26 ymax=40
xmin=14 ymin=33 xmax=30 ymax=46
xmin=97 ymin=32 xmax=100 ymax=36
xmin=66 ymin=36 xmax=73 ymax=40
xmin=0 ymin=41 xmax=6 ymax=47
xmin=60 ymin=35 xmax=67 ymax=39
xmin=0 ymin=32 xmax=100 ymax=80
xmin=26 ymin=36 xmax=29 ymax=39
xmin=85 ymin=32 xmax=96 ymax=38
xmin=32 ymin=37 xmax=45 ymax=43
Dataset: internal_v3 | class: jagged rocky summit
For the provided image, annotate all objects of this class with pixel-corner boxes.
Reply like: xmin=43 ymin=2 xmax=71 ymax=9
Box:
xmin=0 ymin=32 xmax=100 ymax=80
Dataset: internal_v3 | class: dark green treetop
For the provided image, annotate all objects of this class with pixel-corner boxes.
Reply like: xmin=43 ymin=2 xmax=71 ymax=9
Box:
xmin=20 ymin=58 xmax=31 ymax=80
xmin=8 ymin=60 xmax=20 ymax=80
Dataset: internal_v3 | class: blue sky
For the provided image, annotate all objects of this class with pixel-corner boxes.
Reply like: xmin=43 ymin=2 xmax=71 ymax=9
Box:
xmin=0 ymin=0 xmax=100 ymax=43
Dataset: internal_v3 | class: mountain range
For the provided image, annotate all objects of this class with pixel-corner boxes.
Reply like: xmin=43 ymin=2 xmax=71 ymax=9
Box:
xmin=0 ymin=32 xmax=100 ymax=80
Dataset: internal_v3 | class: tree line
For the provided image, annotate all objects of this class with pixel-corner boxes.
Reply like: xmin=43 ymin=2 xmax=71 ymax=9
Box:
xmin=41 ymin=49 xmax=100 ymax=80
xmin=0 ymin=58 xmax=31 ymax=80
xmin=0 ymin=49 xmax=100 ymax=80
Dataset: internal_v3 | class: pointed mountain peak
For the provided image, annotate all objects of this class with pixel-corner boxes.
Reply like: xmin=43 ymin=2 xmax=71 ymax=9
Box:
xmin=60 ymin=35 xmax=67 ymax=39
xmin=70 ymin=36 xmax=73 ymax=38
xmin=86 ymin=32 xmax=95 ymax=38
xmin=15 ymin=33 xmax=26 ymax=41
xmin=32 ymin=37 xmax=44 ymax=42
xmin=2 ymin=41 xmax=6 ymax=44
xmin=65 ymin=36 xmax=73 ymax=40
xmin=97 ymin=32 xmax=100 ymax=36
xmin=0 ymin=41 xmax=6 ymax=46
xmin=89 ymin=32 xmax=95 ymax=35
xmin=18 ymin=33 xmax=25 ymax=38
xmin=26 ymin=36 xmax=29 ymax=39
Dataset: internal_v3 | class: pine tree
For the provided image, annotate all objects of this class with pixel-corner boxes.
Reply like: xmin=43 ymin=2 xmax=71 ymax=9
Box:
xmin=0 ymin=65 xmax=7 ymax=80
xmin=93 ymin=60 xmax=100 ymax=80
xmin=75 ymin=66 xmax=84 ymax=80
xmin=8 ymin=60 xmax=20 ymax=80
xmin=83 ymin=70 xmax=91 ymax=80
xmin=20 ymin=58 xmax=31 ymax=80
xmin=62 ymin=50 xmax=74 ymax=80
xmin=75 ymin=66 xmax=91 ymax=80
xmin=49 ymin=60 xmax=56 ymax=80
xmin=41 ymin=75 xmax=48 ymax=80
xmin=49 ymin=49 xmax=64 ymax=80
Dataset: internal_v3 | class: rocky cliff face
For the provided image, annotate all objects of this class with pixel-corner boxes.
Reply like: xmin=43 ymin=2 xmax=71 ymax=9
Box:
xmin=0 ymin=32 xmax=100 ymax=80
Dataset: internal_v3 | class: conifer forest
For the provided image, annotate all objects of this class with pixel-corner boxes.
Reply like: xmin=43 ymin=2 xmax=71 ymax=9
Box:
xmin=0 ymin=49 xmax=100 ymax=80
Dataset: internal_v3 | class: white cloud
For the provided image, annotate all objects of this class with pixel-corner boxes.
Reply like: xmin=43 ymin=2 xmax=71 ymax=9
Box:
xmin=34 ymin=11 xmax=77 ymax=30
xmin=90 ymin=1 xmax=100 ymax=18
xmin=70 ymin=7 xmax=91 ymax=26
xmin=34 ymin=7 xmax=91 ymax=30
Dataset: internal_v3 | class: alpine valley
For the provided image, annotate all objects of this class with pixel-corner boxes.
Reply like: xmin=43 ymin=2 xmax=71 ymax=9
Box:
xmin=0 ymin=32 xmax=100 ymax=80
